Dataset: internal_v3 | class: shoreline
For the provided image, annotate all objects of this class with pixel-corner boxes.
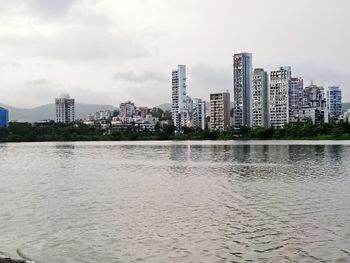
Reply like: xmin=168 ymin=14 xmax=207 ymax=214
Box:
xmin=1 ymin=140 xmax=350 ymax=146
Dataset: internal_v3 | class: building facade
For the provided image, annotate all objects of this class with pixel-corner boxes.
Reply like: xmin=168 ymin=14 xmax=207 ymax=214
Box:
xmin=289 ymin=77 xmax=304 ymax=119
xmin=55 ymin=94 xmax=75 ymax=124
xmin=293 ymin=107 xmax=329 ymax=124
xmin=233 ymin=53 xmax=252 ymax=127
xmin=327 ymin=86 xmax=342 ymax=121
xmin=193 ymin=98 xmax=206 ymax=130
xmin=210 ymin=92 xmax=230 ymax=131
xmin=120 ymin=101 xmax=136 ymax=117
xmin=137 ymin=107 xmax=151 ymax=119
xmin=0 ymin=107 xmax=9 ymax=128
xmin=172 ymin=65 xmax=188 ymax=129
xmin=269 ymin=67 xmax=291 ymax=128
xmin=303 ymin=83 xmax=326 ymax=108
xmin=252 ymin=68 xmax=269 ymax=127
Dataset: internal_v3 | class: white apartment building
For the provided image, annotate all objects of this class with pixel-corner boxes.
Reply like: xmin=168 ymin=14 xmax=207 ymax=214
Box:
xmin=269 ymin=67 xmax=291 ymax=128
xmin=293 ymin=107 xmax=329 ymax=124
xmin=252 ymin=68 xmax=269 ymax=128
xmin=55 ymin=94 xmax=75 ymax=124
xmin=120 ymin=101 xmax=136 ymax=117
xmin=172 ymin=65 xmax=188 ymax=129
xmin=210 ymin=92 xmax=230 ymax=131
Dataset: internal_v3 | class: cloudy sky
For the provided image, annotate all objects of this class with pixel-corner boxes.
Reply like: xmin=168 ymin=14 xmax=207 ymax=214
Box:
xmin=0 ymin=0 xmax=349 ymax=108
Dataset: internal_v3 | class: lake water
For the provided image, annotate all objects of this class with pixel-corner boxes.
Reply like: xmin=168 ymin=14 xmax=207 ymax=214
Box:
xmin=1 ymin=141 xmax=350 ymax=262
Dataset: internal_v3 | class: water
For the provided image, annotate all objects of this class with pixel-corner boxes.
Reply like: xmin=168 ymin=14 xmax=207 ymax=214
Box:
xmin=1 ymin=141 xmax=350 ymax=262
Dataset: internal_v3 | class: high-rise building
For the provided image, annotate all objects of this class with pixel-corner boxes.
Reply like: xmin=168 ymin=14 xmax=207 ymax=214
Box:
xmin=233 ymin=52 xmax=252 ymax=127
xmin=0 ymin=107 xmax=9 ymax=128
xmin=289 ymin=77 xmax=304 ymax=118
xmin=269 ymin=67 xmax=291 ymax=128
xmin=327 ymin=86 xmax=342 ymax=121
xmin=193 ymin=98 xmax=206 ymax=130
xmin=303 ymin=83 xmax=326 ymax=108
xmin=252 ymin=68 xmax=269 ymax=127
xmin=210 ymin=91 xmax=230 ymax=131
xmin=120 ymin=101 xmax=136 ymax=117
xmin=172 ymin=65 xmax=188 ymax=129
xmin=55 ymin=94 xmax=75 ymax=124
xmin=291 ymin=82 xmax=328 ymax=124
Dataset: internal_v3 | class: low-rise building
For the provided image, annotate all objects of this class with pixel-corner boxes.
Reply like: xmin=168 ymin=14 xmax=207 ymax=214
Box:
xmin=293 ymin=107 xmax=329 ymax=124
xmin=87 ymin=110 xmax=113 ymax=121
xmin=343 ymin=110 xmax=350 ymax=122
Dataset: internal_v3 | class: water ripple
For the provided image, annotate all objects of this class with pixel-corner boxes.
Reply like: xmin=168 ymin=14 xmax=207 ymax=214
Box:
xmin=0 ymin=142 xmax=350 ymax=262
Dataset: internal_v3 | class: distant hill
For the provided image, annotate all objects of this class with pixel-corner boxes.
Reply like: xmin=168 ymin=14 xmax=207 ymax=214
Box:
xmin=156 ymin=103 xmax=171 ymax=111
xmin=0 ymin=103 xmax=117 ymax=122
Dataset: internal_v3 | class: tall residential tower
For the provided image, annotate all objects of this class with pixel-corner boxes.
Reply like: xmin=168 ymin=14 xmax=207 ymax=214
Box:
xmin=55 ymin=94 xmax=75 ymax=124
xmin=269 ymin=67 xmax=291 ymax=128
xmin=327 ymin=86 xmax=342 ymax=121
xmin=233 ymin=53 xmax=252 ymax=127
xmin=172 ymin=65 xmax=188 ymax=129
xmin=193 ymin=98 xmax=206 ymax=130
xmin=252 ymin=68 xmax=269 ymax=127
xmin=210 ymin=91 xmax=230 ymax=131
xmin=289 ymin=77 xmax=304 ymax=119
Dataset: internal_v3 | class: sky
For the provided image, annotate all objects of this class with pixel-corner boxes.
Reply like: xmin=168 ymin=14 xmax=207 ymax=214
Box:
xmin=0 ymin=0 xmax=349 ymax=108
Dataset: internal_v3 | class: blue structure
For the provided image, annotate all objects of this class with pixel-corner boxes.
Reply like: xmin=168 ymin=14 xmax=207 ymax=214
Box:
xmin=0 ymin=107 xmax=9 ymax=128
xmin=327 ymin=86 xmax=342 ymax=121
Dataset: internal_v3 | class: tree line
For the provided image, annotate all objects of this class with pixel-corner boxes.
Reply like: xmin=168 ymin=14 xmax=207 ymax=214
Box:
xmin=1 ymin=121 xmax=350 ymax=142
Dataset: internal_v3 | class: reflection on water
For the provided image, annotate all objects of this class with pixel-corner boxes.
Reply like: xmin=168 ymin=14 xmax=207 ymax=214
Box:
xmin=0 ymin=141 xmax=350 ymax=262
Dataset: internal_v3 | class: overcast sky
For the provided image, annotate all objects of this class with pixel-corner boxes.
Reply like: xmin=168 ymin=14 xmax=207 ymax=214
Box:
xmin=0 ymin=0 xmax=349 ymax=108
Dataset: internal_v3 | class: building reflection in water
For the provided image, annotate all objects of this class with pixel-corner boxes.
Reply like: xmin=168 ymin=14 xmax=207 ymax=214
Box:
xmin=54 ymin=144 xmax=76 ymax=168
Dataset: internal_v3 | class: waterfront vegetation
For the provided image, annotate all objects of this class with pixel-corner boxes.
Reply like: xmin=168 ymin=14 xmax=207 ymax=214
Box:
xmin=1 ymin=121 xmax=350 ymax=142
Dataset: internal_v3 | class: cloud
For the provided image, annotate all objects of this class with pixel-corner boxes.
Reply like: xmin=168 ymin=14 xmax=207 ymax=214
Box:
xmin=23 ymin=79 xmax=63 ymax=103
xmin=0 ymin=0 xmax=81 ymax=17
xmin=113 ymin=71 xmax=166 ymax=83
xmin=20 ymin=79 xmax=119 ymax=106
xmin=0 ymin=0 xmax=350 ymax=108
xmin=0 ymin=61 xmax=23 ymax=69
xmin=189 ymin=64 xmax=232 ymax=99
xmin=25 ymin=79 xmax=53 ymax=87
xmin=0 ymin=27 xmax=151 ymax=61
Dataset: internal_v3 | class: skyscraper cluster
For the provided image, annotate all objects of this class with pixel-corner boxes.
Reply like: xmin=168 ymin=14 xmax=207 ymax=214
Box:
xmin=172 ymin=53 xmax=343 ymax=132
xmin=231 ymin=53 xmax=342 ymax=130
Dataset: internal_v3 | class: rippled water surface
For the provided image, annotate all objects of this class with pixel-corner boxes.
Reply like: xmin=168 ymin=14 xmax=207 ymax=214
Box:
xmin=1 ymin=141 xmax=350 ymax=262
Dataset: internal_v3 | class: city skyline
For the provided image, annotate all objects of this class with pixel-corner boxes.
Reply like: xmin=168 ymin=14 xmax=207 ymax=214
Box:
xmin=0 ymin=0 xmax=349 ymax=108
